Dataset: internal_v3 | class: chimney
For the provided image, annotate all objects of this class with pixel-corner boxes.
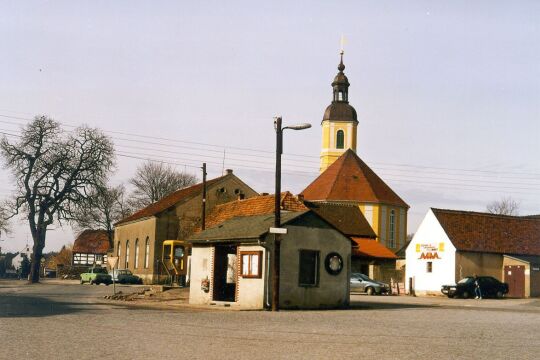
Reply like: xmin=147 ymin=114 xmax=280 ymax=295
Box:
xmin=225 ymin=169 xmax=233 ymax=175
xmin=261 ymin=192 xmax=269 ymax=196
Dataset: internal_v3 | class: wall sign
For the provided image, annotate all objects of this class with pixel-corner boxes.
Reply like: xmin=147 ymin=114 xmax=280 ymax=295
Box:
xmin=416 ymin=243 xmax=444 ymax=260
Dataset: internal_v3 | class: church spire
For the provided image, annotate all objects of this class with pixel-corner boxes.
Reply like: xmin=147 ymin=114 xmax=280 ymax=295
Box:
xmin=332 ymin=50 xmax=350 ymax=103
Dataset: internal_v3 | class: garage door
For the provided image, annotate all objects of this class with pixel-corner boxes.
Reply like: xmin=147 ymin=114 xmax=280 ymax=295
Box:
xmin=504 ymin=265 xmax=525 ymax=298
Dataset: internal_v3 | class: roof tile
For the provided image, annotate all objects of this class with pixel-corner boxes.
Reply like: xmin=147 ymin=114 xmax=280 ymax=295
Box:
xmin=116 ymin=175 xmax=227 ymax=226
xmin=201 ymin=192 xmax=307 ymax=231
xmin=73 ymin=230 xmax=110 ymax=254
xmin=301 ymin=149 xmax=408 ymax=208
xmin=432 ymin=208 xmax=540 ymax=256
xmin=351 ymin=237 xmax=397 ymax=259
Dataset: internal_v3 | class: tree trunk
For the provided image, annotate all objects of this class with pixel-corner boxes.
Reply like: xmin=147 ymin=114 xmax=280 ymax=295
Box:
xmin=29 ymin=231 xmax=46 ymax=283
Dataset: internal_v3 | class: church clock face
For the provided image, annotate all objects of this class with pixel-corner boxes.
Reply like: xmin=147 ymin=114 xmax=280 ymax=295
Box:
xmin=325 ymin=252 xmax=343 ymax=275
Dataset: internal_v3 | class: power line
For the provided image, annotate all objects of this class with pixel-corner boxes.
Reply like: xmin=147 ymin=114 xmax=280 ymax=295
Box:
xmin=1 ymin=113 xmax=540 ymax=178
xmin=2 ymin=115 xmax=540 ymax=195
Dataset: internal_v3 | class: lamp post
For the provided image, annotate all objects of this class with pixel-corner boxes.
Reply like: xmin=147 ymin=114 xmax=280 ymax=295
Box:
xmin=272 ymin=116 xmax=311 ymax=311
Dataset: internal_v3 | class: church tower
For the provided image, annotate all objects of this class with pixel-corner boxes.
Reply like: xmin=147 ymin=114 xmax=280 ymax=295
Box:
xmin=319 ymin=51 xmax=358 ymax=173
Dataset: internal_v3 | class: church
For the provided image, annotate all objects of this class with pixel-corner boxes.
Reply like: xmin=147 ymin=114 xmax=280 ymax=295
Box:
xmin=301 ymin=51 xmax=409 ymax=281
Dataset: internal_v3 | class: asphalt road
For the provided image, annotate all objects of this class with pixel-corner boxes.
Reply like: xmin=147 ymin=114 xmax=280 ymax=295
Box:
xmin=1 ymin=280 xmax=540 ymax=360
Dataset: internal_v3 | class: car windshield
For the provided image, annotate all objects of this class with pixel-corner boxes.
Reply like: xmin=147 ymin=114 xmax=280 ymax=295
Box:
xmin=93 ymin=268 xmax=107 ymax=274
xmin=351 ymin=273 xmax=371 ymax=281
xmin=458 ymin=277 xmax=473 ymax=284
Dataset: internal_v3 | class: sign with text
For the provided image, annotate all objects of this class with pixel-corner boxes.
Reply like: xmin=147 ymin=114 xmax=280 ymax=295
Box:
xmin=416 ymin=243 xmax=444 ymax=260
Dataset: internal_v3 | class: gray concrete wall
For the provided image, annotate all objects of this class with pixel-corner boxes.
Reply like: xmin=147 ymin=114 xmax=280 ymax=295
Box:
xmin=277 ymin=213 xmax=351 ymax=309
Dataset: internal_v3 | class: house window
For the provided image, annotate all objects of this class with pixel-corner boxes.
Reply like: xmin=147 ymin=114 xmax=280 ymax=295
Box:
xmin=426 ymin=261 xmax=433 ymax=273
xmin=336 ymin=130 xmax=345 ymax=149
xmin=298 ymin=250 xmax=320 ymax=287
xmin=144 ymin=237 xmax=150 ymax=269
xmin=389 ymin=209 xmax=396 ymax=248
xmin=240 ymin=251 xmax=262 ymax=278
xmin=125 ymin=240 xmax=130 ymax=269
xmin=117 ymin=241 xmax=121 ymax=257
xmin=134 ymin=239 xmax=139 ymax=269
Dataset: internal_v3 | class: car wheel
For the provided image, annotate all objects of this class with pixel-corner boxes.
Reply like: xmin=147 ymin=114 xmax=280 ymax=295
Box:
xmin=496 ymin=290 xmax=504 ymax=299
xmin=89 ymin=280 xmax=94 ymax=285
xmin=462 ymin=291 xmax=470 ymax=299
xmin=105 ymin=283 xmax=110 ymax=286
xmin=80 ymin=278 xmax=84 ymax=285
xmin=366 ymin=287 xmax=375 ymax=296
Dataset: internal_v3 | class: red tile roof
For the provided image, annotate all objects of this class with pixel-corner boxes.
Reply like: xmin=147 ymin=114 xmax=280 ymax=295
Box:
xmin=351 ymin=237 xmax=397 ymax=259
xmin=301 ymin=149 xmax=408 ymax=208
xmin=432 ymin=208 xmax=540 ymax=256
xmin=73 ymin=230 xmax=110 ymax=254
xmin=201 ymin=192 xmax=307 ymax=231
xmin=116 ymin=175 xmax=227 ymax=226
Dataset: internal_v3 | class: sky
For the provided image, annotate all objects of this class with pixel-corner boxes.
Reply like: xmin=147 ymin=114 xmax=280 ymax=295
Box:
xmin=0 ymin=1 xmax=539 ymax=252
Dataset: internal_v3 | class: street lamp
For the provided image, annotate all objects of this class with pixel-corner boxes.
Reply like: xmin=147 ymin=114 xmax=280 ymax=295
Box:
xmin=272 ymin=116 xmax=311 ymax=311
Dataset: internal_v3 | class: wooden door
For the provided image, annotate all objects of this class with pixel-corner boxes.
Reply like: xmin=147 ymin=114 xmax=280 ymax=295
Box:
xmin=504 ymin=265 xmax=525 ymax=298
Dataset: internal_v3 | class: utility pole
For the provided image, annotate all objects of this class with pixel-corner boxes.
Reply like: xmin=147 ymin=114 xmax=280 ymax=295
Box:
xmin=272 ymin=117 xmax=282 ymax=312
xmin=202 ymin=163 xmax=207 ymax=230
xmin=271 ymin=117 xmax=311 ymax=311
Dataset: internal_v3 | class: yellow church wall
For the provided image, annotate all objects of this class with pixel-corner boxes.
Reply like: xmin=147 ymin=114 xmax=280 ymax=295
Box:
xmin=357 ymin=203 xmax=407 ymax=252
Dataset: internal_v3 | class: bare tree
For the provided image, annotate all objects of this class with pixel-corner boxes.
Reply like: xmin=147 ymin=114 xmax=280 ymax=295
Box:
xmin=71 ymin=184 xmax=132 ymax=247
xmin=129 ymin=161 xmax=197 ymax=209
xmin=0 ymin=203 xmax=11 ymax=239
xmin=486 ymin=197 xmax=520 ymax=216
xmin=0 ymin=116 xmax=114 ymax=283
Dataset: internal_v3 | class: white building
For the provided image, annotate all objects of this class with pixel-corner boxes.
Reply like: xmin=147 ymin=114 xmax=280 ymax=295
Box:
xmin=406 ymin=208 xmax=540 ymax=297
xmin=12 ymin=244 xmax=32 ymax=270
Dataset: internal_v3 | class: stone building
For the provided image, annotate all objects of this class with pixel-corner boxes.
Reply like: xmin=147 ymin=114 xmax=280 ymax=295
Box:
xmin=113 ymin=170 xmax=258 ymax=284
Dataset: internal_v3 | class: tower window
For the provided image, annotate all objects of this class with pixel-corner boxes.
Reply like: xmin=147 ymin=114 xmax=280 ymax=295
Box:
xmin=336 ymin=130 xmax=345 ymax=149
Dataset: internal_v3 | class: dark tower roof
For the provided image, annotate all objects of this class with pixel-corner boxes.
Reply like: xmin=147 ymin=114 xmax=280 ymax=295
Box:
xmin=323 ymin=51 xmax=358 ymax=123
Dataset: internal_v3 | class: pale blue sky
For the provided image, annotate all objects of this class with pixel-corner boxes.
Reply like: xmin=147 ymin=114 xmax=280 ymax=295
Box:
xmin=0 ymin=1 xmax=539 ymax=251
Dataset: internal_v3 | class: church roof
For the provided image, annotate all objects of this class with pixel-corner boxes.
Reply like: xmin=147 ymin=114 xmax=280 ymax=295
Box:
xmin=301 ymin=149 xmax=409 ymax=208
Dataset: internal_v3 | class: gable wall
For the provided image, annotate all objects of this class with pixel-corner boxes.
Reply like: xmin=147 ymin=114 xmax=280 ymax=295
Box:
xmin=405 ymin=209 xmax=456 ymax=295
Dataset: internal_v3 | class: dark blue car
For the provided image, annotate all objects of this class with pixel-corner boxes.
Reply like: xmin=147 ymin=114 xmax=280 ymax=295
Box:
xmin=441 ymin=276 xmax=508 ymax=299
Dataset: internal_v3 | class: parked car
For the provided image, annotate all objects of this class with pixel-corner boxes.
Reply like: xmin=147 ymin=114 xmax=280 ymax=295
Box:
xmin=441 ymin=276 xmax=509 ymax=299
xmin=80 ymin=267 xmax=112 ymax=285
xmin=109 ymin=269 xmax=143 ymax=284
xmin=350 ymin=272 xmax=390 ymax=295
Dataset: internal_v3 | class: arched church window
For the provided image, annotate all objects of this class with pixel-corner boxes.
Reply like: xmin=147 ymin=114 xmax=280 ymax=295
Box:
xmin=336 ymin=130 xmax=345 ymax=149
xmin=389 ymin=210 xmax=396 ymax=248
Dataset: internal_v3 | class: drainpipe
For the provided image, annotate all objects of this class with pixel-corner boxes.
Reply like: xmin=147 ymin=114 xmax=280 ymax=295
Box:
xmin=258 ymin=239 xmax=272 ymax=309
